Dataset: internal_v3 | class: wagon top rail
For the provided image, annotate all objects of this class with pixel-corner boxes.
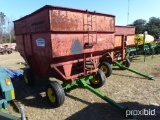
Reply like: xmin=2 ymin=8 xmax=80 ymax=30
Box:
xmin=14 ymin=5 xmax=115 ymax=22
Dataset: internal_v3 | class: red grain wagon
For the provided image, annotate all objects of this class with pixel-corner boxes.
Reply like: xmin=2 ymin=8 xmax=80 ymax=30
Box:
xmin=14 ymin=5 xmax=118 ymax=107
xmin=98 ymin=26 xmax=135 ymax=71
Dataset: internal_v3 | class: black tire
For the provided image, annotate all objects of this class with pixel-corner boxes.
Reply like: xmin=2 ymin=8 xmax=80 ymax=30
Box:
xmin=7 ymin=51 xmax=12 ymax=54
xmin=23 ymin=68 xmax=35 ymax=86
xmin=129 ymin=52 xmax=135 ymax=58
xmin=89 ymin=69 xmax=106 ymax=88
xmin=98 ymin=62 xmax=112 ymax=77
xmin=46 ymin=81 xmax=65 ymax=108
xmin=119 ymin=58 xmax=131 ymax=70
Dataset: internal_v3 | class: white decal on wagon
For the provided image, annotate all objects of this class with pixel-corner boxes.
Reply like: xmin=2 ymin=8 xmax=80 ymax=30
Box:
xmin=36 ymin=38 xmax=45 ymax=47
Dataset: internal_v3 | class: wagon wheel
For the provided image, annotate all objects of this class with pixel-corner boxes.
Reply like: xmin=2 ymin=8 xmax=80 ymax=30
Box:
xmin=89 ymin=69 xmax=106 ymax=88
xmin=46 ymin=81 xmax=65 ymax=108
xmin=98 ymin=62 xmax=112 ymax=77
xmin=119 ymin=58 xmax=131 ymax=70
xmin=23 ymin=68 xmax=35 ymax=86
xmin=0 ymin=52 xmax=4 ymax=55
xmin=7 ymin=51 xmax=12 ymax=54
xmin=129 ymin=52 xmax=135 ymax=58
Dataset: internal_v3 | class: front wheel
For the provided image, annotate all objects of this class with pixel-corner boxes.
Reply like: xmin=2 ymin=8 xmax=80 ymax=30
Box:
xmin=0 ymin=52 xmax=4 ymax=55
xmin=119 ymin=58 xmax=131 ymax=70
xmin=89 ymin=69 xmax=106 ymax=88
xmin=46 ymin=81 xmax=65 ymax=108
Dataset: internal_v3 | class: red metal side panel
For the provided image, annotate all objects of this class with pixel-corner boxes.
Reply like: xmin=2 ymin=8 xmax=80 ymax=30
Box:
xmin=115 ymin=36 xmax=122 ymax=47
xmin=115 ymin=35 xmax=135 ymax=47
xmin=49 ymin=9 xmax=115 ymax=32
xmin=115 ymin=26 xmax=135 ymax=47
xmin=96 ymin=16 xmax=114 ymax=31
xmin=16 ymin=35 xmax=27 ymax=61
xmin=50 ymin=10 xmax=83 ymax=31
xmin=16 ymin=33 xmax=52 ymax=77
xmin=127 ymin=35 xmax=135 ymax=46
xmin=51 ymin=33 xmax=115 ymax=57
xmin=115 ymin=26 xmax=135 ymax=35
xmin=31 ymin=33 xmax=52 ymax=76
xmin=14 ymin=8 xmax=50 ymax=35
xmin=24 ymin=35 xmax=32 ymax=55
xmin=16 ymin=35 xmax=24 ymax=52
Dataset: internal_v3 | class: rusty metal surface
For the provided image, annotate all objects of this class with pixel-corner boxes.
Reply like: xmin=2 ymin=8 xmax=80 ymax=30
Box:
xmin=14 ymin=5 xmax=115 ymax=35
xmin=115 ymin=26 xmax=135 ymax=35
xmin=115 ymin=26 xmax=135 ymax=47
xmin=14 ymin=8 xmax=50 ymax=35
xmin=49 ymin=9 xmax=115 ymax=32
xmin=51 ymin=33 xmax=114 ymax=57
xmin=114 ymin=36 xmax=122 ymax=47
xmin=115 ymin=35 xmax=135 ymax=47
xmin=126 ymin=35 xmax=135 ymax=46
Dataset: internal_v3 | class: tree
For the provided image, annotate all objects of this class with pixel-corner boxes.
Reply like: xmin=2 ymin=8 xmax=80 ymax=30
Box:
xmin=0 ymin=12 xmax=6 ymax=44
xmin=145 ymin=17 xmax=160 ymax=35
xmin=130 ymin=19 xmax=146 ymax=34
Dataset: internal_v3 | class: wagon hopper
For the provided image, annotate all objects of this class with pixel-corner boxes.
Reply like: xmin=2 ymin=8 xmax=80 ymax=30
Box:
xmin=14 ymin=5 xmax=116 ymax=82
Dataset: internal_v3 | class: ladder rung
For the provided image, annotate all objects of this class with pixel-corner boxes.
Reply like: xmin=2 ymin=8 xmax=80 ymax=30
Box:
xmin=84 ymin=24 xmax=92 ymax=26
xmin=86 ymin=62 xmax=94 ymax=65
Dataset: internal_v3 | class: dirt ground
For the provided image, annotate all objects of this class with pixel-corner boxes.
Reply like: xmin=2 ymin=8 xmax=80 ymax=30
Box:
xmin=0 ymin=52 xmax=160 ymax=120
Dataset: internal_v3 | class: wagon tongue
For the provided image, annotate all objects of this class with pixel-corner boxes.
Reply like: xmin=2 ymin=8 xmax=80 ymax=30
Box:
xmin=115 ymin=62 xmax=155 ymax=80
xmin=62 ymin=74 xmax=138 ymax=119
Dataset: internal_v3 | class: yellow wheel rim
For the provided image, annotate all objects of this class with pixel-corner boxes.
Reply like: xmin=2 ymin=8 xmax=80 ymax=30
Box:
xmin=100 ymin=65 xmax=108 ymax=74
xmin=24 ymin=74 xmax=28 ymax=84
xmin=47 ymin=88 xmax=56 ymax=103
xmin=91 ymin=76 xmax=99 ymax=84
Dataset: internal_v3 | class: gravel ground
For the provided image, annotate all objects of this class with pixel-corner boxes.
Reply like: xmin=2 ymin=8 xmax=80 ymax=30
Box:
xmin=0 ymin=52 xmax=160 ymax=120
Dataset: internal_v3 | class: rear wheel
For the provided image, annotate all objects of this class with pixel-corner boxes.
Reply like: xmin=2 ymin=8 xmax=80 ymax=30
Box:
xmin=89 ymin=69 xmax=106 ymax=88
xmin=119 ymin=58 xmax=131 ymax=70
xmin=23 ymin=68 xmax=35 ymax=86
xmin=0 ymin=52 xmax=4 ymax=55
xmin=46 ymin=81 xmax=65 ymax=108
xmin=98 ymin=62 xmax=112 ymax=77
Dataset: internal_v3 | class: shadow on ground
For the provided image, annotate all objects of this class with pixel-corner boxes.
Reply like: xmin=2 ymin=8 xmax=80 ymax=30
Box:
xmin=65 ymin=94 xmax=160 ymax=120
xmin=111 ymin=73 xmax=152 ymax=80
xmin=12 ymin=79 xmax=160 ymax=120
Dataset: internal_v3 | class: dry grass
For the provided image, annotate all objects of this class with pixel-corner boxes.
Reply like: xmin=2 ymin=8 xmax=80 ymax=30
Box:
xmin=0 ymin=52 xmax=160 ymax=120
